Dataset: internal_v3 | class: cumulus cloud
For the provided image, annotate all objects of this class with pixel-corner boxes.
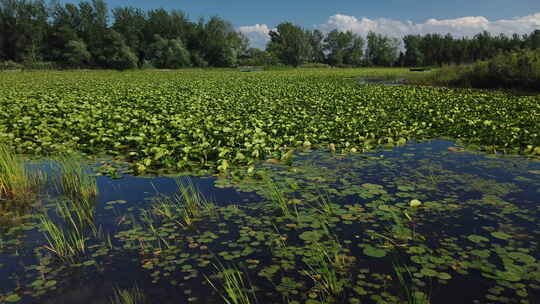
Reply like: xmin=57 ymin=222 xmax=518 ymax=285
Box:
xmin=238 ymin=24 xmax=272 ymax=49
xmin=320 ymin=13 xmax=540 ymax=38
xmin=238 ymin=13 xmax=540 ymax=49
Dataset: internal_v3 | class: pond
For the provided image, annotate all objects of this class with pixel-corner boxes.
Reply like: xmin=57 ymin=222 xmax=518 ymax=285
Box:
xmin=1 ymin=140 xmax=539 ymax=304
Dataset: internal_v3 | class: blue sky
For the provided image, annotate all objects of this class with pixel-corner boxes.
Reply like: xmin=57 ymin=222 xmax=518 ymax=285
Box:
xmin=62 ymin=0 xmax=539 ymax=27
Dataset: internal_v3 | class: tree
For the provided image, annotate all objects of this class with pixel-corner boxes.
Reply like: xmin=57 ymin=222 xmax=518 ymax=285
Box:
xmin=344 ymin=34 xmax=364 ymax=66
xmin=239 ymin=48 xmax=279 ymax=66
xmin=97 ymin=29 xmax=138 ymax=70
xmin=267 ymin=22 xmax=311 ymax=66
xmin=63 ymin=40 xmax=91 ymax=67
xmin=365 ymin=32 xmax=400 ymax=66
xmin=308 ymin=29 xmax=325 ymax=63
xmin=112 ymin=7 xmax=147 ymax=62
xmin=0 ymin=0 xmax=49 ymax=62
xmin=323 ymin=30 xmax=365 ymax=67
xmin=525 ymin=30 xmax=540 ymax=49
xmin=196 ymin=16 xmax=247 ymax=67
xmin=148 ymin=34 xmax=191 ymax=68
xmin=403 ymin=35 xmax=424 ymax=66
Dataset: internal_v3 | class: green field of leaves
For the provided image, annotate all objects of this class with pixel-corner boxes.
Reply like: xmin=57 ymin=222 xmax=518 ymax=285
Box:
xmin=1 ymin=69 xmax=539 ymax=172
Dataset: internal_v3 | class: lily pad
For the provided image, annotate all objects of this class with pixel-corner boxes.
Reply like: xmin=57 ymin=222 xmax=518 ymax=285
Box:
xmin=362 ymin=245 xmax=387 ymax=258
xmin=491 ymin=231 xmax=512 ymax=240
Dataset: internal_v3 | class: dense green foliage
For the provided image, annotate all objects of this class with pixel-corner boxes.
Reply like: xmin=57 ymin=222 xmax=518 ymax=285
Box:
xmin=0 ymin=69 xmax=538 ymax=173
xmin=1 ymin=0 xmax=539 ymax=69
xmin=403 ymin=30 xmax=540 ymax=67
xmin=414 ymin=49 xmax=540 ymax=90
xmin=0 ymin=0 xmax=247 ymax=70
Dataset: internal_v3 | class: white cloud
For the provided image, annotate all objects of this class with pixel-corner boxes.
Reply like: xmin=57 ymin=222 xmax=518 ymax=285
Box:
xmin=238 ymin=24 xmax=272 ymax=49
xmin=320 ymin=13 xmax=540 ymax=38
xmin=238 ymin=13 xmax=540 ymax=49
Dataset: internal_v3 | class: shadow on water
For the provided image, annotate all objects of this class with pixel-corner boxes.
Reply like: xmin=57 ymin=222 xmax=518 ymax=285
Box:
xmin=1 ymin=139 xmax=539 ymax=304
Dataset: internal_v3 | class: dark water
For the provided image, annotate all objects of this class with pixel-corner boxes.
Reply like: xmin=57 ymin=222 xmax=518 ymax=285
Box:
xmin=1 ymin=140 xmax=539 ymax=304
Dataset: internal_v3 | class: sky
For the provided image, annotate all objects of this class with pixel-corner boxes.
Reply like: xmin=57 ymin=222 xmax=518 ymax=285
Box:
xmin=63 ymin=0 xmax=540 ymax=49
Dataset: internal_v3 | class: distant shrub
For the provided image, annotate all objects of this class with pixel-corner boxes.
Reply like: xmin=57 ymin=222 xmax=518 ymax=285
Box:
xmin=0 ymin=61 xmax=23 ymax=71
xmin=23 ymin=61 xmax=57 ymax=71
xmin=335 ymin=63 xmax=355 ymax=69
xmin=140 ymin=60 xmax=156 ymax=70
xmin=417 ymin=49 xmax=540 ymax=91
xmin=299 ymin=63 xmax=331 ymax=69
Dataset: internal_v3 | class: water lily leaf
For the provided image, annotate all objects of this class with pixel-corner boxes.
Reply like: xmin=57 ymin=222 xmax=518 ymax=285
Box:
xmin=363 ymin=245 xmax=387 ymax=258
xmin=420 ymin=268 xmax=438 ymax=277
xmin=467 ymin=234 xmax=489 ymax=243
xmin=299 ymin=230 xmax=324 ymax=242
xmin=508 ymin=252 xmax=535 ymax=264
xmin=5 ymin=294 xmax=21 ymax=303
xmin=491 ymin=231 xmax=512 ymax=240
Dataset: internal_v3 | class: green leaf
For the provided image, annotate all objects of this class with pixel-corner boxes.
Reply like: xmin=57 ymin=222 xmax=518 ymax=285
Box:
xmin=362 ymin=245 xmax=387 ymax=258
xmin=491 ymin=231 xmax=512 ymax=240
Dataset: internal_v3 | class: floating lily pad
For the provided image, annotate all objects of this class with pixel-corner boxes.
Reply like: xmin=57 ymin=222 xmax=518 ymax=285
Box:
xmin=362 ymin=245 xmax=387 ymax=258
xmin=467 ymin=234 xmax=489 ymax=243
xmin=4 ymin=294 xmax=21 ymax=303
xmin=491 ymin=231 xmax=512 ymax=240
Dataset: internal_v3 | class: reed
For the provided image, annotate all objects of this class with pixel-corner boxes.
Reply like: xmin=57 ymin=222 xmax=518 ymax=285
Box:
xmin=39 ymin=211 xmax=87 ymax=261
xmin=55 ymin=155 xmax=98 ymax=201
xmin=393 ymin=258 xmax=430 ymax=304
xmin=266 ymin=180 xmax=291 ymax=217
xmin=152 ymin=179 xmax=215 ymax=228
xmin=110 ymin=285 xmax=146 ymax=304
xmin=0 ymin=144 xmax=44 ymax=203
xmin=304 ymin=241 xmax=348 ymax=299
xmin=206 ymin=263 xmax=258 ymax=304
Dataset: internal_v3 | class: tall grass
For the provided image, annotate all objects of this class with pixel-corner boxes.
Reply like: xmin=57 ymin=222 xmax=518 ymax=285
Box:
xmin=39 ymin=211 xmax=88 ymax=261
xmin=55 ymin=155 xmax=98 ymax=201
xmin=110 ymin=285 xmax=146 ymax=304
xmin=393 ymin=257 xmax=430 ymax=304
xmin=312 ymin=192 xmax=335 ymax=216
xmin=303 ymin=242 xmax=348 ymax=300
xmin=56 ymin=198 xmax=97 ymax=234
xmin=265 ymin=180 xmax=294 ymax=217
xmin=0 ymin=144 xmax=44 ymax=203
xmin=39 ymin=198 xmax=97 ymax=261
xmin=152 ymin=179 xmax=215 ymax=227
xmin=206 ymin=263 xmax=258 ymax=304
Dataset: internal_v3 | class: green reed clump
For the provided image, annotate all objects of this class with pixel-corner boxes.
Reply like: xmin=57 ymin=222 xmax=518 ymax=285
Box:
xmin=266 ymin=180 xmax=292 ymax=217
xmin=110 ymin=285 xmax=146 ymax=304
xmin=39 ymin=198 xmax=97 ymax=262
xmin=393 ymin=258 xmax=430 ymax=304
xmin=206 ymin=263 xmax=258 ymax=304
xmin=303 ymin=241 xmax=350 ymax=300
xmin=39 ymin=212 xmax=87 ymax=261
xmin=0 ymin=144 xmax=44 ymax=204
xmin=55 ymin=155 xmax=98 ymax=201
xmin=153 ymin=179 xmax=215 ymax=227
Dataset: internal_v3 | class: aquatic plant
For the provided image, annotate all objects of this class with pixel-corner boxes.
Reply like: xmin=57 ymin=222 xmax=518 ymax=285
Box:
xmin=110 ymin=285 xmax=146 ymax=304
xmin=312 ymin=192 xmax=335 ymax=216
xmin=39 ymin=211 xmax=87 ymax=261
xmin=393 ymin=257 xmax=430 ymax=304
xmin=1 ymin=69 xmax=537 ymax=174
xmin=265 ymin=180 xmax=293 ymax=217
xmin=303 ymin=242 xmax=349 ymax=300
xmin=206 ymin=263 xmax=258 ymax=304
xmin=0 ymin=144 xmax=44 ymax=203
xmin=55 ymin=155 xmax=98 ymax=201
xmin=153 ymin=179 xmax=215 ymax=227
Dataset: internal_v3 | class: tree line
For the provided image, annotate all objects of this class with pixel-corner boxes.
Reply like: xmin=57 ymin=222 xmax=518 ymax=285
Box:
xmin=1 ymin=0 xmax=539 ymax=69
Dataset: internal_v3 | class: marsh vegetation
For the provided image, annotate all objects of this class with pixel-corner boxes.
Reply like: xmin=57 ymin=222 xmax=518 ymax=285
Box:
xmin=0 ymin=69 xmax=539 ymax=304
